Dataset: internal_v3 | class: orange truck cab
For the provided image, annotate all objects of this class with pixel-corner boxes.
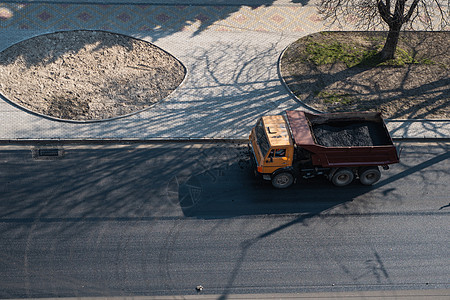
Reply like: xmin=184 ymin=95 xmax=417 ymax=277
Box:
xmin=249 ymin=111 xmax=399 ymax=188
xmin=249 ymin=115 xmax=295 ymax=188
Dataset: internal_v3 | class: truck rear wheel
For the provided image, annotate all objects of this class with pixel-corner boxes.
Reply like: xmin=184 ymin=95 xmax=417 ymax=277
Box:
xmin=271 ymin=172 xmax=294 ymax=189
xmin=359 ymin=167 xmax=381 ymax=185
xmin=331 ymin=168 xmax=354 ymax=187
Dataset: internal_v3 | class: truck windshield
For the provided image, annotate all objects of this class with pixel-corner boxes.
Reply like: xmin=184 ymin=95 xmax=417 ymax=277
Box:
xmin=255 ymin=119 xmax=270 ymax=157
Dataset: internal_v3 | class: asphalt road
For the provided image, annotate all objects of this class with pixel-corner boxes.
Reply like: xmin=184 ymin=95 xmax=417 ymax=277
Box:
xmin=0 ymin=141 xmax=449 ymax=298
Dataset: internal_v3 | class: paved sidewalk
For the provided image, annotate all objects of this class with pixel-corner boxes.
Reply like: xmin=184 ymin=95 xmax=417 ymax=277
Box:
xmin=0 ymin=1 xmax=448 ymax=141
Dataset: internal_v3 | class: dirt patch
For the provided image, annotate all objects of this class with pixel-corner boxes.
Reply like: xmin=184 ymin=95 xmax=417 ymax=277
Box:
xmin=0 ymin=30 xmax=186 ymax=121
xmin=280 ymin=31 xmax=449 ymax=119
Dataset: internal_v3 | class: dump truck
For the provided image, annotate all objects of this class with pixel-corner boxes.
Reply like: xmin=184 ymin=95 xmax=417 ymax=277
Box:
xmin=249 ymin=110 xmax=399 ymax=188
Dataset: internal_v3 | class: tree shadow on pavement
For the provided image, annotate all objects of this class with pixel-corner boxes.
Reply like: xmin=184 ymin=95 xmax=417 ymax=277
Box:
xmin=1 ymin=7 xmax=307 ymax=129
xmin=0 ymin=142 xmax=448 ymax=297
xmin=0 ymin=0 xmax=313 ymax=45
xmin=171 ymin=142 xmax=449 ymax=299
xmin=6 ymin=33 xmax=305 ymax=139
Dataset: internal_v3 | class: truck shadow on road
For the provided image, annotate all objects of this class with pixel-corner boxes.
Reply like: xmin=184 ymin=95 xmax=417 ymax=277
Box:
xmin=175 ymin=145 xmax=450 ymax=219
xmin=179 ymin=143 xmax=449 ymax=300
xmin=175 ymin=160 xmax=374 ymax=219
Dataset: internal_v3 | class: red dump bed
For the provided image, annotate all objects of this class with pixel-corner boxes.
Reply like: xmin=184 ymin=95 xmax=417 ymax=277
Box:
xmin=286 ymin=110 xmax=399 ymax=168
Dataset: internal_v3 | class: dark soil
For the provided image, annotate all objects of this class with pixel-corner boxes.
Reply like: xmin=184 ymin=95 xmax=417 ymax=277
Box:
xmin=280 ymin=31 xmax=449 ymax=119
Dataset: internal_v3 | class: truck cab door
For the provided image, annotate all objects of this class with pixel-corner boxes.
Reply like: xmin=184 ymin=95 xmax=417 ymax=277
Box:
xmin=264 ymin=148 xmax=289 ymax=172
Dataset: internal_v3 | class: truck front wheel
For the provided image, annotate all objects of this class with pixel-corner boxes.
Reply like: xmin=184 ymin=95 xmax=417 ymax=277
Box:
xmin=271 ymin=172 xmax=294 ymax=189
xmin=359 ymin=167 xmax=381 ymax=185
xmin=331 ymin=168 xmax=354 ymax=187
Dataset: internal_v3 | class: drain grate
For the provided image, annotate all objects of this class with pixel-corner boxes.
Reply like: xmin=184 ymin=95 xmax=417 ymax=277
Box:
xmin=38 ymin=148 xmax=59 ymax=157
xmin=32 ymin=148 xmax=64 ymax=160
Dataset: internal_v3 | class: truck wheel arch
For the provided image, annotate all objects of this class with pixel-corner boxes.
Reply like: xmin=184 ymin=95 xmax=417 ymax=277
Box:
xmin=330 ymin=168 xmax=355 ymax=187
xmin=271 ymin=167 xmax=296 ymax=189
xmin=328 ymin=168 xmax=339 ymax=181
xmin=272 ymin=166 xmax=296 ymax=178
xmin=359 ymin=166 xmax=381 ymax=185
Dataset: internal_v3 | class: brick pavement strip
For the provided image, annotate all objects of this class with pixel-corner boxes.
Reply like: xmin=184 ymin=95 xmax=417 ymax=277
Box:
xmin=0 ymin=2 xmax=326 ymax=33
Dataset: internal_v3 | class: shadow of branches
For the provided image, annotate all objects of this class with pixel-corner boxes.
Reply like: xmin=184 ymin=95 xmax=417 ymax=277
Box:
xmin=0 ymin=141 xmax=448 ymax=297
xmin=281 ymin=31 xmax=450 ymax=119
xmin=4 ymin=30 xmax=304 ymax=139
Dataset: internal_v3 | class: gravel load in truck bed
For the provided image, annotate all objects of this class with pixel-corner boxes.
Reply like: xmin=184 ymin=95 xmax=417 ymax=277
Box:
xmin=312 ymin=121 xmax=391 ymax=147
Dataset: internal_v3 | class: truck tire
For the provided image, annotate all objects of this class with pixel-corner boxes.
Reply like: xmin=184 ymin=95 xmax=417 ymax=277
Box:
xmin=271 ymin=172 xmax=294 ymax=189
xmin=331 ymin=168 xmax=354 ymax=187
xmin=359 ymin=167 xmax=381 ymax=185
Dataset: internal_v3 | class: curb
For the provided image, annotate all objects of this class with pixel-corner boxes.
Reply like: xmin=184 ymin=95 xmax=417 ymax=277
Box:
xmin=0 ymin=138 xmax=251 ymax=145
xmin=0 ymin=137 xmax=449 ymax=146
xmin=385 ymin=119 xmax=450 ymax=122
xmin=277 ymin=42 xmax=324 ymax=114
xmin=2 ymin=289 xmax=449 ymax=300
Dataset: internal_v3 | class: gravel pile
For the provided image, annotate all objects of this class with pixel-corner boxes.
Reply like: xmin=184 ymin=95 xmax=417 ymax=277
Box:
xmin=312 ymin=121 xmax=391 ymax=147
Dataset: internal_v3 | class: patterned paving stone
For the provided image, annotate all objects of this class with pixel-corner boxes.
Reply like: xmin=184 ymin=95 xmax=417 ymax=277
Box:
xmin=0 ymin=3 xmax=328 ymax=33
xmin=9 ymin=1 xmax=444 ymax=34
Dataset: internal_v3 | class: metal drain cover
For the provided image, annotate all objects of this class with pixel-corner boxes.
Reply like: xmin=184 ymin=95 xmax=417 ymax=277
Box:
xmin=32 ymin=148 xmax=64 ymax=160
xmin=38 ymin=149 xmax=59 ymax=156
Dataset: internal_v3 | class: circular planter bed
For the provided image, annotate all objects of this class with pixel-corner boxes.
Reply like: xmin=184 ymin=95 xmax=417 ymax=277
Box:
xmin=280 ymin=31 xmax=449 ymax=119
xmin=0 ymin=30 xmax=186 ymax=121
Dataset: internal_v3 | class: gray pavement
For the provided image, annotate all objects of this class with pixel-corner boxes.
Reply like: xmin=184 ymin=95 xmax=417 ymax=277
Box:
xmin=0 ymin=1 xmax=448 ymax=141
xmin=10 ymin=289 xmax=448 ymax=299
xmin=1 ymin=142 xmax=449 ymax=298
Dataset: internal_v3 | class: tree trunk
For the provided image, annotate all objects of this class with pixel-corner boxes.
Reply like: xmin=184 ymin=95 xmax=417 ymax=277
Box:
xmin=380 ymin=26 xmax=401 ymax=61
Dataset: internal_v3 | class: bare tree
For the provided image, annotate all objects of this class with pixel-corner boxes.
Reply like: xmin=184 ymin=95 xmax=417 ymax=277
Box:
xmin=318 ymin=0 xmax=449 ymax=60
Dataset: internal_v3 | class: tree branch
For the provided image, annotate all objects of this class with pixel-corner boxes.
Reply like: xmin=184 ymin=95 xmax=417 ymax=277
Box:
xmin=377 ymin=0 xmax=393 ymax=24
xmin=404 ymin=0 xmax=421 ymax=22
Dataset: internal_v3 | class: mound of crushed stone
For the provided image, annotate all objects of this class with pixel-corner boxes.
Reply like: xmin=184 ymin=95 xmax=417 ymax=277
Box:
xmin=312 ymin=121 xmax=391 ymax=147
